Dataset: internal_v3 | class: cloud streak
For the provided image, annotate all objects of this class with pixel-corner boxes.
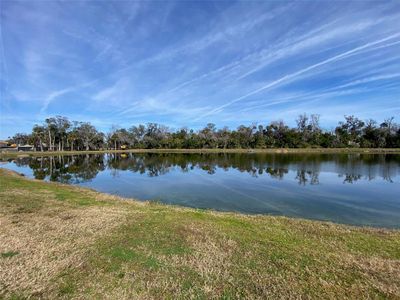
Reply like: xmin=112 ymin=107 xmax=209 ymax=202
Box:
xmin=195 ymin=33 xmax=400 ymax=120
xmin=1 ymin=1 xmax=400 ymax=137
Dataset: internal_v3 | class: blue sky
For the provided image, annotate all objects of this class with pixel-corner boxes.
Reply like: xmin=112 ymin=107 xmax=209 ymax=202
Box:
xmin=1 ymin=1 xmax=399 ymax=138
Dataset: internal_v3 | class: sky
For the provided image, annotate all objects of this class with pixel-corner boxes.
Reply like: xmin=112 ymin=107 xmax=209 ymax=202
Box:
xmin=0 ymin=1 xmax=400 ymax=138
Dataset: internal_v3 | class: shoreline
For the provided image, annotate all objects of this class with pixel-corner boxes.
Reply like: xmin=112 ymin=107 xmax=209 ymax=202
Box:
xmin=1 ymin=147 xmax=400 ymax=159
xmin=1 ymin=167 xmax=398 ymax=230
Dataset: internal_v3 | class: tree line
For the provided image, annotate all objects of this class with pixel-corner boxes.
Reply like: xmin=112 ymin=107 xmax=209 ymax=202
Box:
xmin=6 ymin=114 xmax=400 ymax=151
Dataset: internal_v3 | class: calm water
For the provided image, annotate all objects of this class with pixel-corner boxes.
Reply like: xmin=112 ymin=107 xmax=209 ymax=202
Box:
xmin=1 ymin=153 xmax=400 ymax=228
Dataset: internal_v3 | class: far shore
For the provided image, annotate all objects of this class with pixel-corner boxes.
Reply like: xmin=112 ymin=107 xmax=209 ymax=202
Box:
xmin=1 ymin=147 xmax=400 ymax=159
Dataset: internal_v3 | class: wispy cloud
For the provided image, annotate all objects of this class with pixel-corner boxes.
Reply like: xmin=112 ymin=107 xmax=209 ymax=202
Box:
xmin=40 ymin=78 xmax=98 ymax=113
xmin=40 ymin=88 xmax=74 ymax=114
xmin=195 ymin=33 xmax=400 ymax=120
xmin=1 ymin=1 xmax=400 ymax=137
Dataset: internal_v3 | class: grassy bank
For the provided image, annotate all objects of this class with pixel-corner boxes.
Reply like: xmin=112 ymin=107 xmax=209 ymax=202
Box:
xmin=1 ymin=147 xmax=400 ymax=159
xmin=0 ymin=168 xmax=399 ymax=299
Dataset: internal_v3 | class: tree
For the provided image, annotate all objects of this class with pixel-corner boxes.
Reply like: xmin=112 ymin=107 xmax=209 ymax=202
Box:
xmin=335 ymin=115 xmax=365 ymax=147
xmin=10 ymin=133 xmax=30 ymax=146
xmin=361 ymin=119 xmax=382 ymax=148
xmin=236 ymin=125 xmax=255 ymax=148
xmin=309 ymin=114 xmax=321 ymax=146
xmin=67 ymin=121 xmax=80 ymax=151
xmin=129 ymin=124 xmax=146 ymax=148
xmin=296 ymin=113 xmax=321 ymax=146
xmin=32 ymin=125 xmax=46 ymax=151
xmin=45 ymin=117 xmax=57 ymax=151
xmin=254 ymin=125 xmax=266 ymax=148
xmin=217 ymin=127 xmax=231 ymax=149
xmin=53 ymin=116 xmax=71 ymax=151
xmin=199 ymin=123 xmax=217 ymax=148
xmin=265 ymin=120 xmax=291 ymax=147
xmin=381 ymin=117 xmax=395 ymax=134
xmin=380 ymin=117 xmax=396 ymax=147
xmin=76 ymin=122 xmax=100 ymax=151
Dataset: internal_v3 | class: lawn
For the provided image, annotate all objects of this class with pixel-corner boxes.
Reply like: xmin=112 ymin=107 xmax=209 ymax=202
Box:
xmin=0 ymin=168 xmax=399 ymax=299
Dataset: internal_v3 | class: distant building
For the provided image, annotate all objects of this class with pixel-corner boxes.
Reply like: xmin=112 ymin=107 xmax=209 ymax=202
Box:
xmin=0 ymin=141 xmax=18 ymax=151
xmin=17 ymin=144 xmax=34 ymax=151
xmin=0 ymin=141 xmax=9 ymax=148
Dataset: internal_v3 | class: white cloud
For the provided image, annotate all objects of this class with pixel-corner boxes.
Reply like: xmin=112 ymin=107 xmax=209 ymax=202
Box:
xmin=195 ymin=33 xmax=400 ymax=120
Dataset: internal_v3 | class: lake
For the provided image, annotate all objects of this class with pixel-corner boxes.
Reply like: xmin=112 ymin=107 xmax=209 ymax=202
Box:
xmin=1 ymin=152 xmax=399 ymax=228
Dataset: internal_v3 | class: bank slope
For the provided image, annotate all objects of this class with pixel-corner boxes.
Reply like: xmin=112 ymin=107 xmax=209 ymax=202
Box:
xmin=0 ymin=168 xmax=399 ymax=299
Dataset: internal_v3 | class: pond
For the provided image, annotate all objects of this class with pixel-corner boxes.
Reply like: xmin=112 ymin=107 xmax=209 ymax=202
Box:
xmin=1 ymin=152 xmax=400 ymax=228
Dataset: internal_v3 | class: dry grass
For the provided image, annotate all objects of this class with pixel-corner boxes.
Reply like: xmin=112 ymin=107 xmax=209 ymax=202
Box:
xmin=0 ymin=206 xmax=128 ymax=296
xmin=0 ymin=169 xmax=132 ymax=297
xmin=0 ymin=168 xmax=399 ymax=299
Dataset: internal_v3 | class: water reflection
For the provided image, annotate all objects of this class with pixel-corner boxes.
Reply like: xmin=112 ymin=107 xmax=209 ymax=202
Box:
xmin=11 ymin=154 xmax=105 ymax=183
xmin=4 ymin=153 xmax=400 ymax=185
xmin=3 ymin=153 xmax=400 ymax=228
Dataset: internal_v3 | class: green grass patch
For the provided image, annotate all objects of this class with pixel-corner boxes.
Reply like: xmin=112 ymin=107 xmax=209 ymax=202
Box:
xmin=344 ymin=231 xmax=400 ymax=259
xmin=1 ymin=251 xmax=19 ymax=258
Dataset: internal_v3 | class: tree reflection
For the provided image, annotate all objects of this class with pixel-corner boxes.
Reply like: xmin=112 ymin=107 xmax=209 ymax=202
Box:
xmin=6 ymin=153 xmax=399 ymax=185
xmin=266 ymin=167 xmax=288 ymax=180
xmin=296 ymin=170 xmax=320 ymax=185
xmin=340 ymin=174 xmax=363 ymax=184
xmin=12 ymin=154 xmax=105 ymax=183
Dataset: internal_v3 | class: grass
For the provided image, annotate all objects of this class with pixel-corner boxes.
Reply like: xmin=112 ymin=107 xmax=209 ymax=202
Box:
xmin=1 ymin=147 xmax=400 ymax=160
xmin=0 ymin=168 xmax=399 ymax=299
xmin=1 ymin=251 xmax=19 ymax=259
